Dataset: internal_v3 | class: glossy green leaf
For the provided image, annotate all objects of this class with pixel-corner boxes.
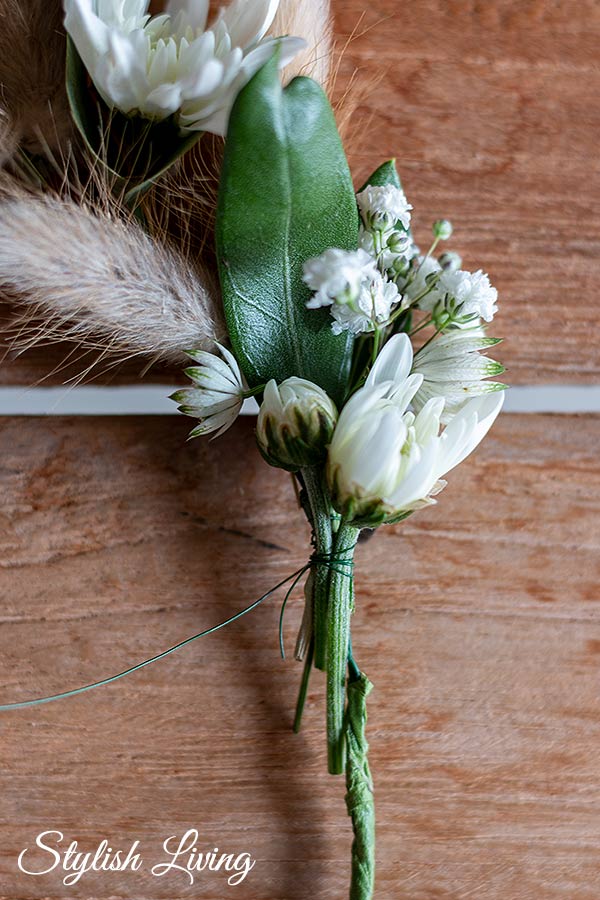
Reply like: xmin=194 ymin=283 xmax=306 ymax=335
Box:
xmin=65 ymin=38 xmax=199 ymax=205
xmin=358 ymin=158 xmax=402 ymax=191
xmin=216 ymin=56 xmax=358 ymax=404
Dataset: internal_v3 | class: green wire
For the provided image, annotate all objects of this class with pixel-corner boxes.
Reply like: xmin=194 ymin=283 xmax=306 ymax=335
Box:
xmin=0 ymin=566 xmax=308 ymax=712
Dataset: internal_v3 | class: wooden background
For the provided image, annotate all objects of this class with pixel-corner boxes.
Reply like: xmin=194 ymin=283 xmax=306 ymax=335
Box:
xmin=1 ymin=1 xmax=599 ymax=898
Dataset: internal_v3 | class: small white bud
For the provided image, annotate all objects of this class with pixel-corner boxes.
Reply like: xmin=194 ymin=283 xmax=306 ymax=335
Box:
xmin=438 ymin=251 xmax=462 ymax=271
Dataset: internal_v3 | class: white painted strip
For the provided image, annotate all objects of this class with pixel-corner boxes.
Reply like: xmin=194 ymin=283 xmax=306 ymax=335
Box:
xmin=0 ymin=386 xmax=597 ymax=416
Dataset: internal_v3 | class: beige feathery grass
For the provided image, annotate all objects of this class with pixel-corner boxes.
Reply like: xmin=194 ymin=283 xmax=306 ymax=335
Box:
xmin=271 ymin=0 xmax=333 ymax=87
xmin=0 ymin=0 xmax=71 ymax=163
xmin=0 ymin=192 xmax=225 ymax=365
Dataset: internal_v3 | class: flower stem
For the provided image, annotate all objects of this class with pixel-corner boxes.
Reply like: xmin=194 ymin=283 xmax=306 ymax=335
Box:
xmin=301 ymin=467 xmax=334 ymax=671
xmin=293 ymin=637 xmax=314 ymax=733
xmin=326 ymin=522 xmax=359 ymax=774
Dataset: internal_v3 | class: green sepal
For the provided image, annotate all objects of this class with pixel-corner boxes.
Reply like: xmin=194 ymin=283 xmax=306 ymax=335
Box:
xmin=66 ymin=38 xmax=200 ymax=206
xmin=216 ymin=54 xmax=358 ymax=406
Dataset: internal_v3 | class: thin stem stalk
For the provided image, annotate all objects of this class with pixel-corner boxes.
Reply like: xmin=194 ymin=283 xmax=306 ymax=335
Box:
xmin=293 ymin=638 xmax=314 ymax=733
xmin=326 ymin=522 xmax=359 ymax=774
xmin=301 ymin=467 xmax=333 ymax=671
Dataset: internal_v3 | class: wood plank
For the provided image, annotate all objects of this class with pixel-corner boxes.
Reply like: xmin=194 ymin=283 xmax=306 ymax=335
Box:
xmin=0 ymin=413 xmax=599 ymax=898
xmin=335 ymin=0 xmax=600 ymax=385
xmin=0 ymin=0 xmax=598 ymax=386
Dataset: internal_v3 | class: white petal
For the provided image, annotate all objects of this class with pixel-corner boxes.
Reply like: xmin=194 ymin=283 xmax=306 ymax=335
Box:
xmin=367 ymin=333 xmax=413 ymax=387
xmin=220 ymin=0 xmax=280 ymax=48
xmin=388 ymin=372 xmax=423 ymax=413
xmin=439 ymin=392 xmax=504 ymax=475
xmin=166 ymin=0 xmax=210 ymax=31
xmin=144 ymin=81 xmax=185 ymax=115
xmin=387 ymin=439 xmax=439 ymax=510
xmin=64 ymin=0 xmax=111 ymax=70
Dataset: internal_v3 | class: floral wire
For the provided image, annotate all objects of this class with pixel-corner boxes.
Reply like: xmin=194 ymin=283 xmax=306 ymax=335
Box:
xmin=279 ymin=546 xmax=357 ymax=660
xmin=278 ymin=564 xmax=312 ymax=659
xmin=0 ymin=544 xmax=359 ymax=711
xmin=0 ymin=565 xmax=310 ymax=712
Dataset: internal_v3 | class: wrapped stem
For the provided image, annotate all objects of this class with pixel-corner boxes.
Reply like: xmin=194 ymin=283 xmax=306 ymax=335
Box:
xmin=326 ymin=522 xmax=359 ymax=774
xmin=345 ymin=671 xmax=375 ymax=899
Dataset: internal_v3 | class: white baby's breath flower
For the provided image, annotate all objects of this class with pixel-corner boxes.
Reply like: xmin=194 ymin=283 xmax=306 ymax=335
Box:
xmin=400 ymin=255 xmax=442 ymax=305
xmin=327 ymin=333 xmax=504 ymax=526
xmin=359 ymin=225 xmax=412 ymax=276
xmin=171 ymin=342 xmax=245 ymax=437
xmin=303 ymin=247 xmax=401 ymax=335
xmin=303 ymin=248 xmax=377 ymax=308
xmin=64 ymin=0 xmax=305 ymax=136
xmin=356 ymin=183 xmax=412 ymax=232
xmin=330 ymin=276 xmax=400 ymax=335
xmin=256 ymin=377 xmax=337 ymax=470
xmin=420 ymin=267 xmax=498 ymax=324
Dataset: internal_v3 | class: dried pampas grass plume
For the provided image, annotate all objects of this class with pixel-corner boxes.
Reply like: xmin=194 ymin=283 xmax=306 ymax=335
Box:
xmin=0 ymin=194 xmax=225 ymax=365
xmin=0 ymin=0 xmax=71 ymax=162
xmin=271 ymin=0 xmax=333 ymax=87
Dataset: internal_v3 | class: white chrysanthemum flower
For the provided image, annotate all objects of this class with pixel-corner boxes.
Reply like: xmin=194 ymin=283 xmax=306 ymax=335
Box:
xmin=327 ymin=337 xmax=504 ymax=526
xmin=256 ymin=377 xmax=337 ymax=470
xmin=64 ymin=0 xmax=305 ymax=136
xmin=356 ymin=183 xmax=412 ymax=232
xmin=303 ymin=247 xmax=401 ymax=335
xmin=420 ymin=267 xmax=498 ymax=324
xmin=171 ymin=342 xmax=246 ymax=437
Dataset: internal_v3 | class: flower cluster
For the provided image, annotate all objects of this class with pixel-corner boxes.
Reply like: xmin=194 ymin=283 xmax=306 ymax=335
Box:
xmin=64 ymin=0 xmax=305 ymax=135
xmin=303 ymin=248 xmax=401 ymax=335
xmin=303 ymin=181 xmax=499 ymax=337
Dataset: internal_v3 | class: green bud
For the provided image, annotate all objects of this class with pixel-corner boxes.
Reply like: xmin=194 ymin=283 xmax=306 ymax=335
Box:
xmin=433 ymin=219 xmax=453 ymax=240
xmin=256 ymin=378 xmax=338 ymax=471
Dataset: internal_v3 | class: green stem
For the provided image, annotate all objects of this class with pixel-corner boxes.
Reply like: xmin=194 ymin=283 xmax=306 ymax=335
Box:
xmin=327 ymin=522 xmax=359 ymax=774
xmin=293 ymin=637 xmax=314 ymax=733
xmin=345 ymin=670 xmax=375 ymax=900
xmin=301 ymin=467 xmax=333 ymax=671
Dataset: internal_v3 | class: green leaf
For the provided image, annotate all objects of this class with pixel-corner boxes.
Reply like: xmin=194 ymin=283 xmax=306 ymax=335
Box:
xmin=65 ymin=38 xmax=200 ymax=205
xmin=216 ymin=56 xmax=358 ymax=405
xmin=358 ymin=158 xmax=402 ymax=191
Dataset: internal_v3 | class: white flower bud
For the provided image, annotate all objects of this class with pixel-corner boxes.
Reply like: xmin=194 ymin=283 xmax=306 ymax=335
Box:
xmin=433 ymin=219 xmax=453 ymax=240
xmin=438 ymin=251 xmax=462 ymax=271
xmin=257 ymin=378 xmax=338 ymax=471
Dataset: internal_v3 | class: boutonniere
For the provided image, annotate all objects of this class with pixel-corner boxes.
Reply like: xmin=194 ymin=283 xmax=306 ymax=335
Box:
xmin=0 ymin=3 xmax=506 ymax=897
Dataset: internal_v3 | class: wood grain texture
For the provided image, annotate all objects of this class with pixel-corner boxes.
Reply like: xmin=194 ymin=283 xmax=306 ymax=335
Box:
xmin=0 ymin=0 xmax=597 ymax=386
xmin=0 ymin=413 xmax=599 ymax=899
xmin=334 ymin=0 xmax=600 ymax=385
